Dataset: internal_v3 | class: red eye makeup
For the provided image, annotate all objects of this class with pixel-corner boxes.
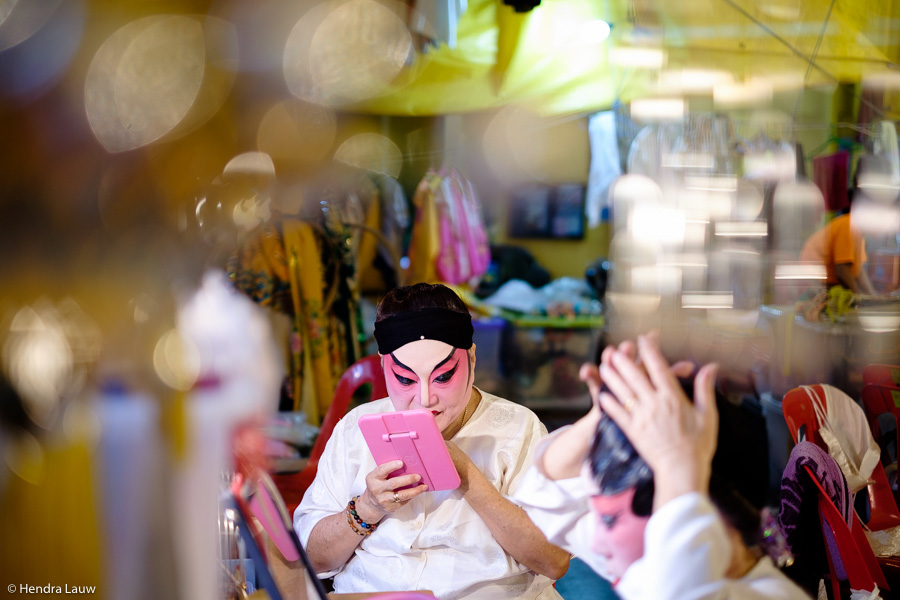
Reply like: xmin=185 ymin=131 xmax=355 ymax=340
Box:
xmin=384 ymin=343 xmax=474 ymax=437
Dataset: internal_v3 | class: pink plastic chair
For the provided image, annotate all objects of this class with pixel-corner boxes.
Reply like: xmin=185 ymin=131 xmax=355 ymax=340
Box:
xmin=272 ymin=355 xmax=387 ymax=513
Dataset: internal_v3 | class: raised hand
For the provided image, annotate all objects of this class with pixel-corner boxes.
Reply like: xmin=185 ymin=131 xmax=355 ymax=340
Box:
xmin=597 ymin=333 xmax=719 ymax=511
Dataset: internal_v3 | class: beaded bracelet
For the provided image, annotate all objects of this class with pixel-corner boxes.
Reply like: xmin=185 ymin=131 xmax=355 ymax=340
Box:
xmin=346 ymin=495 xmax=378 ymax=536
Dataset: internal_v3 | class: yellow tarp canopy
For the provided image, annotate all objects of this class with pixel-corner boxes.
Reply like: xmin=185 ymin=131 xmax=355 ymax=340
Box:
xmin=351 ymin=0 xmax=899 ymax=117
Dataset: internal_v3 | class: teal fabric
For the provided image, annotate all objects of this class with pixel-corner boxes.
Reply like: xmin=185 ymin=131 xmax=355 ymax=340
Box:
xmin=555 ymin=557 xmax=618 ymax=600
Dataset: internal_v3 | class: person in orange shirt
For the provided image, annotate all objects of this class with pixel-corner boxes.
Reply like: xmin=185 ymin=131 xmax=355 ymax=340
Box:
xmin=800 ymin=211 xmax=876 ymax=294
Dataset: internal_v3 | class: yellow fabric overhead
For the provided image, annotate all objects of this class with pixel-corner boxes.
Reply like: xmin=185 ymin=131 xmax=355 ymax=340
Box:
xmin=355 ymin=0 xmax=639 ymax=116
xmin=351 ymin=0 xmax=898 ymax=117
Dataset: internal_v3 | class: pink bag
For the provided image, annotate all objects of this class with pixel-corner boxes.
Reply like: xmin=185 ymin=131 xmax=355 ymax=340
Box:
xmin=435 ymin=169 xmax=490 ymax=285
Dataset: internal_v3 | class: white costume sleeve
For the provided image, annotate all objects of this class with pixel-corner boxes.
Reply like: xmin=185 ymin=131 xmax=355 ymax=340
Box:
xmin=292 ymin=404 xmax=361 ymax=578
xmin=616 ymin=493 xmax=810 ymax=600
xmin=512 ymin=427 xmax=612 ymax=580
xmin=500 ymin=409 xmax=548 ymax=497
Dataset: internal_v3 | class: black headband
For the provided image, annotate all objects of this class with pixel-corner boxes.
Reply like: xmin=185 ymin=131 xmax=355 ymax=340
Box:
xmin=374 ymin=308 xmax=474 ymax=355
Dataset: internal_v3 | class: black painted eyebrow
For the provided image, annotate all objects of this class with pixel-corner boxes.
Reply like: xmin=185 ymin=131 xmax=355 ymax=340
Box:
xmin=390 ymin=347 xmax=457 ymax=374
xmin=432 ymin=348 xmax=458 ymax=372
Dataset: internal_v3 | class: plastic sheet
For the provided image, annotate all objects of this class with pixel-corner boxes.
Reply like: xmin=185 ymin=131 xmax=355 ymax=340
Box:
xmin=865 ymin=526 xmax=900 ymax=557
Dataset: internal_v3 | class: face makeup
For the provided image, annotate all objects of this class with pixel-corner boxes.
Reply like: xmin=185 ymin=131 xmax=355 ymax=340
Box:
xmin=384 ymin=339 xmax=474 ymax=438
xmin=589 ymin=488 xmax=651 ymax=580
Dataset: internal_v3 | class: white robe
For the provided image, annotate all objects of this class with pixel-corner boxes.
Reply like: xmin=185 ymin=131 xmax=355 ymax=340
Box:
xmin=514 ymin=429 xmax=811 ymax=600
xmin=617 ymin=494 xmax=810 ymax=600
xmin=293 ymin=390 xmax=561 ymax=600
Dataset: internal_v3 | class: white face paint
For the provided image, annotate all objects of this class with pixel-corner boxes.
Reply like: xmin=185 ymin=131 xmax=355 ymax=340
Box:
xmin=383 ymin=339 xmax=475 ymax=437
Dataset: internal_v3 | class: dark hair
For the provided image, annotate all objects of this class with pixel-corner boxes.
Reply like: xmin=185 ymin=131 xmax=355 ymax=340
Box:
xmin=588 ymin=385 xmax=762 ymax=547
xmin=708 ymin=473 xmax=763 ymax=549
xmin=589 ymin=414 xmax=655 ymax=517
xmin=376 ymin=283 xmax=469 ymax=321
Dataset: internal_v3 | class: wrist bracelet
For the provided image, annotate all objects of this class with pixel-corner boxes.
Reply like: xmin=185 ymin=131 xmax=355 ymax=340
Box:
xmin=346 ymin=495 xmax=378 ymax=536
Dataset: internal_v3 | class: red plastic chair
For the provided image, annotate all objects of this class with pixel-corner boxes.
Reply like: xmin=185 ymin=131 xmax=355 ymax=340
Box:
xmin=271 ymin=355 xmax=387 ymax=513
xmin=803 ymin=464 xmax=886 ymax=598
xmin=864 ymin=365 xmax=900 ymax=389
xmin=783 ymin=385 xmax=900 ymax=532
xmin=783 ymin=386 xmax=900 ymax=596
xmin=862 ymin=383 xmax=900 ymax=467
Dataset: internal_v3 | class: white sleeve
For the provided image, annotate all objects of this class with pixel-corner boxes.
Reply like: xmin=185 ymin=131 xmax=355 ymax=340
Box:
xmin=291 ymin=417 xmax=355 ymax=578
xmin=618 ymin=493 xmax=730 ymax=600
xmin=616 ymin=493 xmax=810 ymax=600
xmin=644 ymin=494 xmax=731 ymax=600
xmin=500 ymin=412 xmax=548 ymax=497
xmin=512 ymin=428 xmax=612 ymax=580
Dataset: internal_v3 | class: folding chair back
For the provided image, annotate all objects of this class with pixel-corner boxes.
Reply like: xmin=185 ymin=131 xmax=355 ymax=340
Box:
xmin=783 ymin=385 xmax=900 ymax=531
xmin=803 ymin=465 xmax=887 ymax=597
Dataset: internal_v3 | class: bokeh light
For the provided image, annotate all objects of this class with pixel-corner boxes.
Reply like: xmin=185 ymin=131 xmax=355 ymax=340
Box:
xmin=658 ymin=69 xmax=733 ymax=94
xmin=85 ymin=15 xmax=237 ymax=153
xmin=630 ymin=206 xmax=686 ymax=245
xmin=481 ymin=106 xmax=588 ymax=184
xmin=577 ymin=20 xmax=610 ymax=45
xmin=152 ymin=329 xmax=200 ymax=391
xmin=631 ymin=98 xmax=685 ymax=122
xmin=0 ymin=0 xmax=83 ymax=99
xmin=284 ymin=0 xmax=412 ymax=106
xmin=334 ymin=133 xmax=403 ymax=178
xmin=680 ymin=175 xmax=738 ymax=221
xmin=1 ymin=298 xmax=101 ymax=431
xmin=858 ymin=308 xmax=900 ymax=333
xmin=714 ymin=221 xmax=768 ymax=238
xmin=774 ymin=264 xmax=827 ymax=281
xmin=759 ymin=0 xmax=802 ymax=20
xmin=3 ymin=304 xmax=73 ymax=428
xmin=851 ymin=196 xmax=900 ymax=237
xmin=609 ymin=46 xmax=666 ymax=69
xmin=632 ymin=265 xmax=683 ymax=295
xmin=256 ymin=100 xmax=337 ymax=171
xmin=218 ymin=151 xmax=276 ymax=231
xmin=609 ymin=174 xmax=666 ymax=229
xmin=772 ymin=180 xmax=825 ymax=255
xmin=223 ymin=151 xmax=276 ymax=178
xmin=681 ymin=292 xmax=734 ymax=310
xmin=3 ymin=430 xmax=44 ymax=485
xmin=0 ymin=0 xmax=61 ymax=51
xmin=713 ymin=78 xmax=774 ymax=108
xmin=606 ymin=291 xmax=662 ymax=316
xmin=862 ymin=70 xmax=900 ymax=90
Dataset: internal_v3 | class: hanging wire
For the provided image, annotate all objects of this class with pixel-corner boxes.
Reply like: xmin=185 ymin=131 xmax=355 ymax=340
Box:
xmin=718 ymin=0 xmax=887 ymax=121
xmin=791 ymin=0 xmax=836 ymax=121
